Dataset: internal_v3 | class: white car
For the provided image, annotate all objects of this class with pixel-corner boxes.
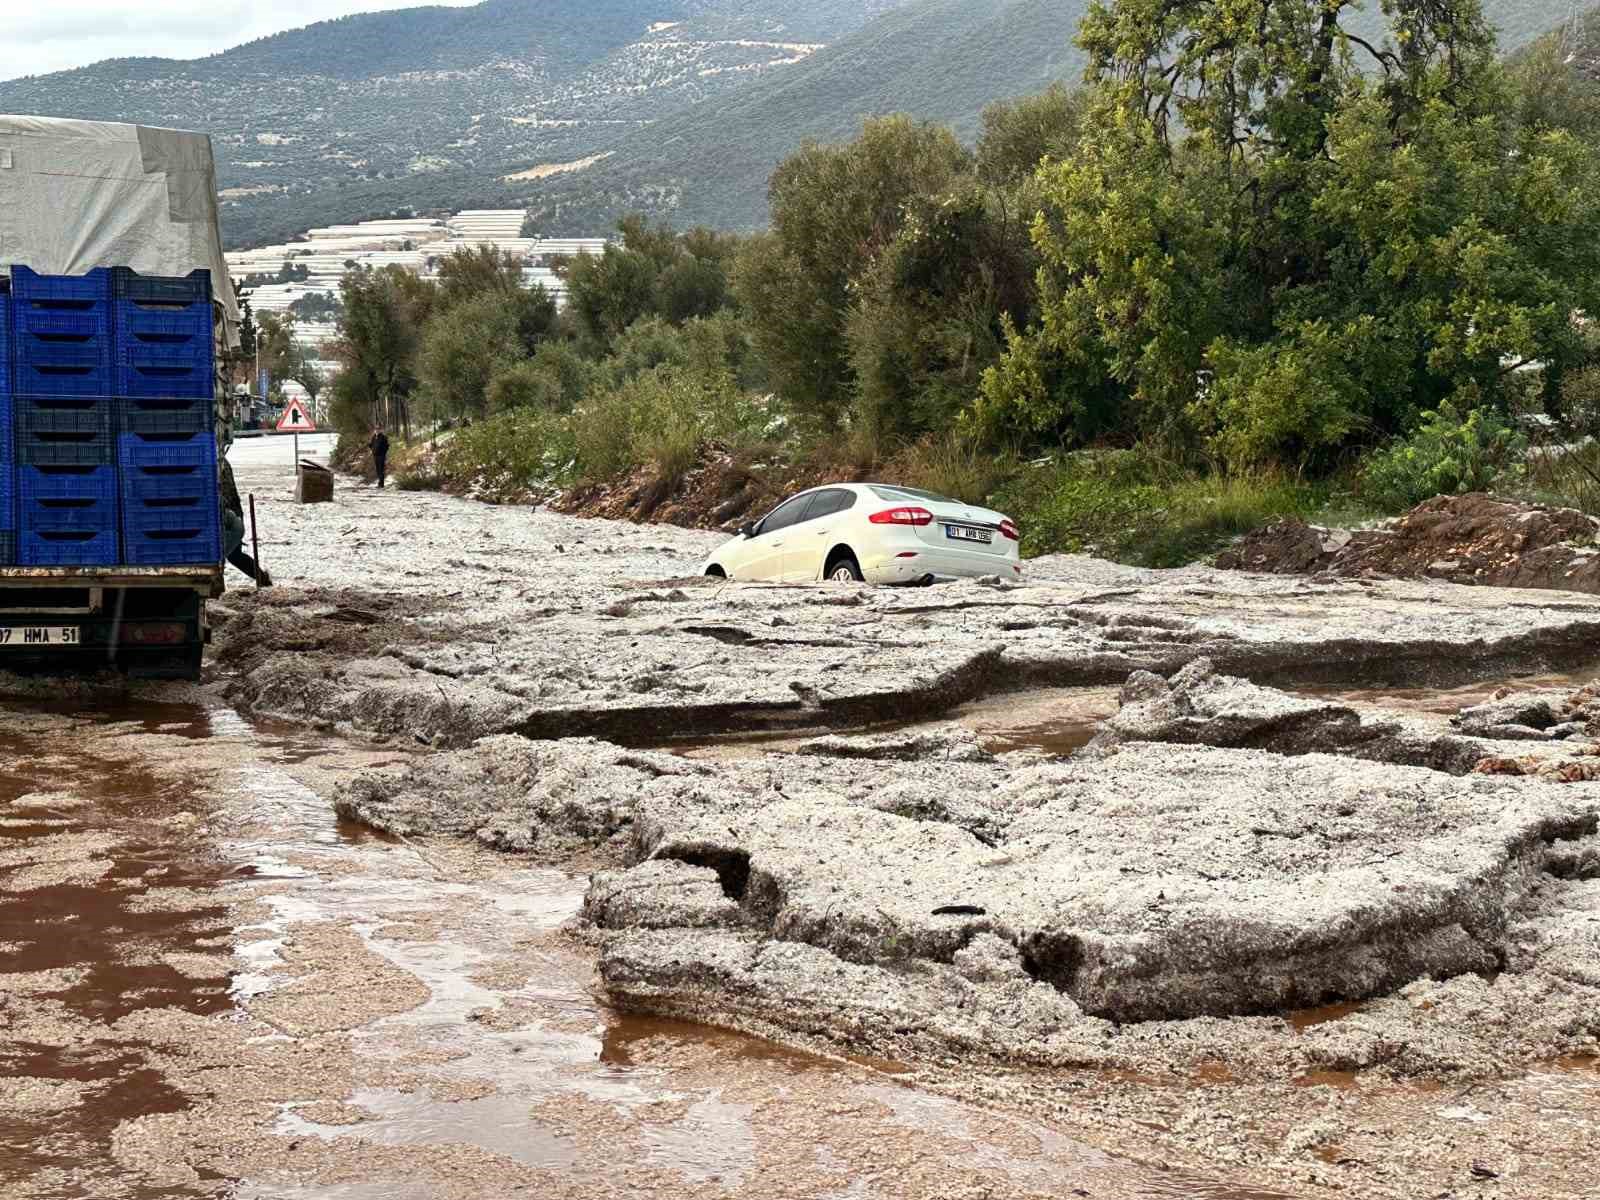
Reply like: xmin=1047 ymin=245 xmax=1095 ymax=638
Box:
xmin=702 ymin=483 xmax=1023 ymax=585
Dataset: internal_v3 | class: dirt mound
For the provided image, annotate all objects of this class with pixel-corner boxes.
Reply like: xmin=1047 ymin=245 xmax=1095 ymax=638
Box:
xmin=555 ymin=445 xmax=861 ymax=531
xmin=1219 ymin=493 xmax=1600 ymax=592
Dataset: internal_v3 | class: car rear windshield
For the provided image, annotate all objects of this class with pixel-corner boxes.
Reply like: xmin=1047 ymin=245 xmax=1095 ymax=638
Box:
xmin=868 ymin=484 xmax=958 ymax=504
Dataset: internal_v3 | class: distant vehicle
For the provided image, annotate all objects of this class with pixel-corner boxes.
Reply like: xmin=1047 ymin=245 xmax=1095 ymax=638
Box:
xmin=702 ymin=484 xmax=1023 ymax=585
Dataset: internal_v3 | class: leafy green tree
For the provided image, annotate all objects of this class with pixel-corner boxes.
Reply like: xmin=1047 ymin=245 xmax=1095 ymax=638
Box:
xmin=332 ymin=266 xmax=435 ymax=440
xmin=847 ymin=178 xmax=1040 ymax=446
xmin=982 ymin=0 xmax=1600 ymax=470
xmin=563 ymin=243 xmax=659 ymax=349
xmin=733 ymin=115 xmax=970 ymax=433
xmin=487 ymin=359 xmax=565 ymax=413
xmin=976 ymin=85 xmax=1087 ymax=186
xmin=417 ymin=293 xmax=523 ymax=422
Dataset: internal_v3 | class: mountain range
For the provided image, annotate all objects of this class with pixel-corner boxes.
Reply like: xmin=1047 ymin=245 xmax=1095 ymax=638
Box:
xmin=0 ymin=0 xmax=1582 ymax=247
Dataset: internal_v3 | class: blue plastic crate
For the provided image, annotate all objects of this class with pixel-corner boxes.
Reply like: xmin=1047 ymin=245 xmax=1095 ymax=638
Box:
xmin=18 ymin=463 xmax=117 ymax=506
xmin=0 ymin=531 xmax=14 ymax=567
xmin=12 ymin=266 xmax=112 ymax=307
xmin=120 ymin=429 xmax=216 ymax=498
xmin=118 ymin=305 xmax=211 ymax=349
xmin=0 ymin=465 xmax=12 ymax=535
xmin=118 ymin=395 xmax=213 ymax=437
xmin=19 ymin=528 xmax=119 ymax=567
xmin=113 ymin=348 xmax=214 ymax=400
xmin=122 ymin=509 xmax=221 ymax=566
xmin=15 ymin=398 xmax=116 ymax=467
xmin=111 ymin=267 xmax=211 ymax=308
xmin=118 ymin=429 xmax=217 ymax=466
xmin=14 ymin=339 xmax=113 ymax=398
xmin=18 ymin=465 xmax=118 ymax=534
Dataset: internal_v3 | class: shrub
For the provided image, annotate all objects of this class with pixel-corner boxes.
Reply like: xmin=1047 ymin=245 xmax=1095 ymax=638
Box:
xmin=435 ymin=408 xmax=577 ymax=494
xmin=487 ymin=359 xmax=565 ymax=413
xmin=992 ymin=449 xmax=1336 ymax=566
xmin=1358 ymin=401 xmax=1526 ymax=512
xmin=886 ymin=431 xmax=1018 ymax=505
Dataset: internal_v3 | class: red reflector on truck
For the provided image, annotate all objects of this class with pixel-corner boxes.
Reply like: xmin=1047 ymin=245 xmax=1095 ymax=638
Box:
xmin=121 ymin=623 xmax=186 ymax=646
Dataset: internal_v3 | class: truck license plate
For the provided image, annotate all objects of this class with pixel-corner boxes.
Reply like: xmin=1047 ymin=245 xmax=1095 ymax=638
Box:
xmin=0 ymin=626 xmax=80 ymax=647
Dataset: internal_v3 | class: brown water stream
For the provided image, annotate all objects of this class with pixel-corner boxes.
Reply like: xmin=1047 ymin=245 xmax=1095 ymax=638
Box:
xmin=0 ymin=702 xmax=1303 ymax=1200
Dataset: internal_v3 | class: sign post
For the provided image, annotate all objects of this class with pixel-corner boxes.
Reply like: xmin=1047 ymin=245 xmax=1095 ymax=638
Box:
xmin=276 ymin=399 xmax=317 ymax=470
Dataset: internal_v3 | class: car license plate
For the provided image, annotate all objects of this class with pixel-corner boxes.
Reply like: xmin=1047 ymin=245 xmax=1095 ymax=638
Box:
xmin=946 ymin=525 xmax=992 ymax=544
xmin=0 ymin=626 xmax=80 ymax=648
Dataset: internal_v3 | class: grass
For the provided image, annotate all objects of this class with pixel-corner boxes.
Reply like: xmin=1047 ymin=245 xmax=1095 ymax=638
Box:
xmin=992 ymin=450 xmax=1378 ymax=567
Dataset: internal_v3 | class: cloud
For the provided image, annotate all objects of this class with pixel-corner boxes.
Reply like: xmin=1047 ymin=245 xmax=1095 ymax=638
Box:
xmin=0 ymin=2 xmax=479 ymax=82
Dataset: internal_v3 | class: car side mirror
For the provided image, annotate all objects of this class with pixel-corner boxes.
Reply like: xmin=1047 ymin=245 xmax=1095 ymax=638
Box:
xmin=738 ymin=522 xmax=756 ymax=538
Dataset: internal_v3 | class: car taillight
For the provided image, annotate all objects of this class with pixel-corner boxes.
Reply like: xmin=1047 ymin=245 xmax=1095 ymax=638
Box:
xmin=869 ymin=506 xmax=933 ymax=526
xmin=999 ymin=519 xmax=1020 ymax=541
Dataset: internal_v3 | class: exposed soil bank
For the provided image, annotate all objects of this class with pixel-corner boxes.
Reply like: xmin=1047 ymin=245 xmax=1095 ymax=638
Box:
xmin=1220 ymin=492 xmax=1600 ymax=594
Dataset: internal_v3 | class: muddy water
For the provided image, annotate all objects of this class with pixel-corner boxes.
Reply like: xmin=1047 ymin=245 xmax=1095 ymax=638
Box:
xmin=1 ymin=703 xmax=1299 ymax=1200
xmin=0 ymin=708 xmax=230 ymax=1200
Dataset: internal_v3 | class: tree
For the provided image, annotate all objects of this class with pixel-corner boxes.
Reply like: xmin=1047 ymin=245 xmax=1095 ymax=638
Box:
xmin=417 ymin=293 xmax=523 ymax=423
xmin=847 ymin=178 xmax=1040 ymax=446
xmin=976 ymin=85 xmax=1087 ymax=186
xmin=331 ymin=266 xmax=434 ymax=441
xmin=733 ymin=115 xmax=971 ymax=433
xmin=981 ymin=0 xmax=1600 ymax=470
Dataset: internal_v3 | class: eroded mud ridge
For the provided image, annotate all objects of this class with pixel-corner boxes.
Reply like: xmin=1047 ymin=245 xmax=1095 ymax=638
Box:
xmin=219 ymin=539 xmax=1600 ymax=752
xmin=1220 ymin=492 xmax=1600 ymax=594
xmin=338 ymin=662 xmax=1600 ymax=1087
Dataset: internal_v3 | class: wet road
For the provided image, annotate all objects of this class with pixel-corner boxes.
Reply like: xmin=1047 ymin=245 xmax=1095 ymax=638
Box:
xmin=0 ymin=700 xmax=1303 ymax=1200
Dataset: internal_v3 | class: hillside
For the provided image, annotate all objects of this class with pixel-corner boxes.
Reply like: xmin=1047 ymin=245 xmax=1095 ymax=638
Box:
xmin=0 ymin=0 xmax=1581 ymax=246
xmin=0 ymin=0 xmax=913 ymax=248
xmin=515 ymin=0 xmax=1586 ymax=233
xmin=522 ymin=0 xmax=1084 ymax=232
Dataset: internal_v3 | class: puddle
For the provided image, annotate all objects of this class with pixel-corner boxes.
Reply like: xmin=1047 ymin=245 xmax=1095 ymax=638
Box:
xmin=1287 ymin=1001 xmax=1365 ymax=1031
xmin=1291 ymin=1070 xmax=1361 ymax=1091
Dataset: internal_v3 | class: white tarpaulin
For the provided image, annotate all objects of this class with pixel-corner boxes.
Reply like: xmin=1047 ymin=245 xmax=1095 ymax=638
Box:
xmin=0 ymin=115 xmax=239 ymax=343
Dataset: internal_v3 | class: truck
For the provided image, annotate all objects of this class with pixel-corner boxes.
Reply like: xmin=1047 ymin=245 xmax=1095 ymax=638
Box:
xmin=0 ymin=116 xmax=241 ymax=681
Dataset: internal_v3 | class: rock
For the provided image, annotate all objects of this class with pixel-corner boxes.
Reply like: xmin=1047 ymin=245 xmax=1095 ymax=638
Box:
xmin=1453 ymin=696 xmax=1559 ymax=735
xmin=1092 ymin=656 xmax=1373 ymax=753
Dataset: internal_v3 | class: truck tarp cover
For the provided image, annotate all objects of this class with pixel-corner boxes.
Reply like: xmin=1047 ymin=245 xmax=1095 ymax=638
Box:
xmin=0 ymin=115 xmax=239 ymax=341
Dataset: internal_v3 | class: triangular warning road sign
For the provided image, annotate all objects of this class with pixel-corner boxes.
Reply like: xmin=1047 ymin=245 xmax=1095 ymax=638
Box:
xmin=276 ymin=400 xmax=317 ymax=433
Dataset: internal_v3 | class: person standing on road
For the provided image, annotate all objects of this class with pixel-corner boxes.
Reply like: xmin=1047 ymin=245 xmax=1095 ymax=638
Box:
xmin=368 ymin=427 xmax=390 ymax=488
xmin=220 ymin=455 xmax=272 ymax=587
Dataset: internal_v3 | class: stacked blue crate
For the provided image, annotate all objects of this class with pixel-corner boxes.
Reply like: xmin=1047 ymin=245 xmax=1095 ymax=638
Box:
xmin=0 ymin=285 xmax=12 ymax=566
xmin=114 ymin=269 xmax=214 ymax=426
xmin=11 ymin=268 xmax=119 ymax=566
xmin=11 ymin=267 xmax=114 ymax=398
xmin=118 ymin=431 xmax=221 ymax=564
xmin=113 ymin=268 xmax=220 ymax=566
xmin=15 ymin=462 xmax=119 ymax=566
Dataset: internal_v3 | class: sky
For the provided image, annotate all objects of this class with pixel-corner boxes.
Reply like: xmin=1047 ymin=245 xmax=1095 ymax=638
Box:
xmin=0 ymin=1 xmax=479 ymax=82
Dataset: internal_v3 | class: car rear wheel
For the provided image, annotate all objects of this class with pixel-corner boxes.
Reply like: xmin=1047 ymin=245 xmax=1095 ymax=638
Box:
xmin=825 ymin=552 xmax=863 ymax=583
